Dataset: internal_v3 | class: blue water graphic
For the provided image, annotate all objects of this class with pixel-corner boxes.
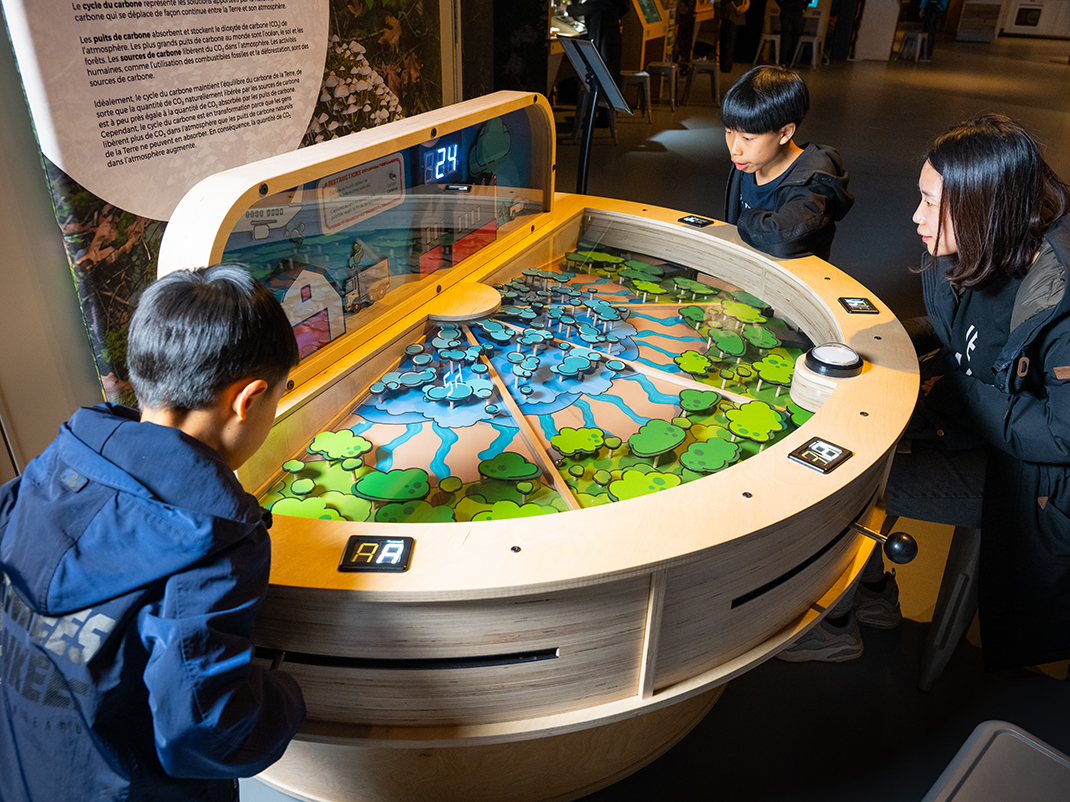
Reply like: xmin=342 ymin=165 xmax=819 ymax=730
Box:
xmin=344 ymin=419 xmax=376 ymax=436
xmin=358 ymin=404 xmax=431 ymax=426
xmin=358 ymin=381 xmax=494 ymax=429
xmin=633 ymin=340 xmax=689 ymax=370
xmin=634 ymin=356 xmax=671 ymax=372
xmin=487 ymin=345 xmax=614 ymax=413
xmin=376 ymin=423 xmax=424 ymax=471
xmin=586 ymin=391 xmax=650 ymax=427
xmin=625 ymin=373 xmax=684 ymax=407
xmin=573 ymin=397 xmax=598 ymax=428
xmin=479 ymin=423 xmax=519 ymax=460
xmin=519 ymin=390 xmax=582 ymax=416
xmin=629 ymin=310 xmax=683 ymax=324
xmin=536 ymin=413 xmax=559 ymax=442
xmin=632 ymin=320 xmax=705 ymax=346
xmin=430 ymin=422 xmax=459 ymax=478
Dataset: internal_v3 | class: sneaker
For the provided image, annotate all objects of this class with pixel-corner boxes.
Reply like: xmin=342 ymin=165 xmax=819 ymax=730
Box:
xmin=855 ymin=571 xmax=902 ymax=630
xmin=776 ymin=613 xmax=863 ymax=663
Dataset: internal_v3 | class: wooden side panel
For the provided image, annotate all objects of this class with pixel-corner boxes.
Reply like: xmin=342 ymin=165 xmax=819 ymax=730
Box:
xmin=256 ymin=576 xmax=650 ymax=726
xmin=652 ymin=464 xmax=884 ymax=690
xmin=258 ymin=688 xmax=723 ymax=802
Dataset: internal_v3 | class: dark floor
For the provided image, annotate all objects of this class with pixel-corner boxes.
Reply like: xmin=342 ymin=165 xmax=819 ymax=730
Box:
xmin=579 ymin=622 xmax=1070 ymax=801
xmin=244 ymin=34 xmax=1070 ymax=802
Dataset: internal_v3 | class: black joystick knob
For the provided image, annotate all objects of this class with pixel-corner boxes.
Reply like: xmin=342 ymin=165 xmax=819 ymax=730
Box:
xmin=849 ymin=522 xmax=918 ymax=565
xmin=883 ymin=531 xmax=918 ymax=565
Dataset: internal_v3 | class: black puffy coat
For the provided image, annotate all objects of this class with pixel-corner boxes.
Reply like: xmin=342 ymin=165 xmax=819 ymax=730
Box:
xmin=923 ymin=215 xmax=1070 ymax=671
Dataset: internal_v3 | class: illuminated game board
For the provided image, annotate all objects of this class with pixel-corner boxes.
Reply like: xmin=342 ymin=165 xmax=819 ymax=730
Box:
xmin=261 ymin=243 xmax=815 ymax=526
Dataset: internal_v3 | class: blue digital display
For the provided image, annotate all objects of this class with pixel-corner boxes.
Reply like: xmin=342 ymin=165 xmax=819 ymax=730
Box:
xmin=424 ymin=143 xmax=459 ymax=182
xmin=419 ymin=132 xmax=463 ymax=185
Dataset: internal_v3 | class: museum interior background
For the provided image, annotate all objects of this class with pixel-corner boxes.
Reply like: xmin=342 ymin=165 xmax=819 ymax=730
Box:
xmin=2 ymin=0 xmax=1070 ymax=799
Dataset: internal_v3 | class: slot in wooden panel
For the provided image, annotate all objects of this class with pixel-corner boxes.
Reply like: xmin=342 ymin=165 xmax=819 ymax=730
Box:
xmin=652 ymin=470 xmax=883 ymax=690
xmin=255 ymin=577 xmax=650 ymax=725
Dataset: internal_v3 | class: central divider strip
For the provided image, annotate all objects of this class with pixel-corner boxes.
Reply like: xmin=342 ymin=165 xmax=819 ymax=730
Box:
xmin=462 ymin=324 xmax=583 ymax=510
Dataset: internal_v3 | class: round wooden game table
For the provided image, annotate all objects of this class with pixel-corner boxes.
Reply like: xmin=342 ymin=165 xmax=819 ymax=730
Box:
xmin=245 ymin=201 xmax=916 ymax=802
xmin=159 ymin=93 xmax=918 ymax=802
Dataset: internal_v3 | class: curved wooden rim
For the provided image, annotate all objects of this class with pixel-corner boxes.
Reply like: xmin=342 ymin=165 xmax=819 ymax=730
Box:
xmin=258 ymin=195 xmax=918 ymax=600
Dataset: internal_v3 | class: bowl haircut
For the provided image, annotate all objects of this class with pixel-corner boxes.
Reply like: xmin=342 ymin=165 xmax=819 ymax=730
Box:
xmin=926 ymin=113 xmax=1070 ymax=289
xmin=128 ymin=264 xmax=300 ymax=412
xmin=721 ymin=65 xmax=810 ymax=135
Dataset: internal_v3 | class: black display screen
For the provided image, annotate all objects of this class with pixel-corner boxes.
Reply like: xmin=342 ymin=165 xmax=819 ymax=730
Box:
xmin=679 ymin=215 xmax=715 ymax=227
xmin=339 ymin=535 xmax=415 ymax=572
xmin=838 ymin=296 xmax=878 ymax=314
xmin=789 ymin=437 xmax=853 ymax=474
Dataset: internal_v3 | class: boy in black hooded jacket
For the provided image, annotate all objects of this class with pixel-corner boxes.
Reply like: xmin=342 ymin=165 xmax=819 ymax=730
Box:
xmin=722 ymin=65 xmax=853 ymax=261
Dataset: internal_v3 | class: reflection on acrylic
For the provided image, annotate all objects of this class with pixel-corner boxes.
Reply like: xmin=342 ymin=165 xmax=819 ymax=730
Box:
xmin=221 ymin=110 xmax=541 ymax=359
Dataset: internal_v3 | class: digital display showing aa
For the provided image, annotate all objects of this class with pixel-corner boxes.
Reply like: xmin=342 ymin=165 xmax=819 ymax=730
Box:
xmin=338 ymin=535 xmax=415 ymax=572
xmin=423 ymin=142 xmax=460 ymax=183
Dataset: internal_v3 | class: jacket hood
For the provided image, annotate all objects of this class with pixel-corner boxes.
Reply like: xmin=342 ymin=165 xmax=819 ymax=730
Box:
xmin=1038 ymin=215 xmax=1070 ymax=316
xmin=782 ymin=143 xmax=853 ymax=221
xmin=723 ymin=141 xmax=854 ymax=261
xmin=0 ymin=404 xmax=264 ymax=615
xmin=997 ymin=215 xmax=1070 ymax=386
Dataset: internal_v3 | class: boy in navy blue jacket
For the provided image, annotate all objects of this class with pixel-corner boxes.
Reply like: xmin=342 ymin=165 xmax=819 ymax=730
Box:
xmin=0 ymin=265 xmax=306 ymax=801
xmin=722 ymin=65 xmax=853 ymax=261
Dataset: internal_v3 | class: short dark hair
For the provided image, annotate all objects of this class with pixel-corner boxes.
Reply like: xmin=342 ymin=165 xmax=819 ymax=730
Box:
xmin=721 ymin=66 xmax=809 ymax=134
xmin=128 ymin=265 xmax=299 ymax=411
xmin=926 ymin=113 xmax=1070 ymax=289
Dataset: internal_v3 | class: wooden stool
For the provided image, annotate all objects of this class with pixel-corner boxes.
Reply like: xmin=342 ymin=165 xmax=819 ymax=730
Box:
xmin=754 ymin=33 xmax=780 ymax=65
xmin=917 ymin=524 xmax=980 ymax=691
xmin=646 ymin=61 xmax=678 ymax=110
xmin=620 ymin=70 xmax=652 ymax=123
xmin=680 ymin=59 xmax=721 ymax=106
xmin=898 ymin=30 xmax=930 ymax=62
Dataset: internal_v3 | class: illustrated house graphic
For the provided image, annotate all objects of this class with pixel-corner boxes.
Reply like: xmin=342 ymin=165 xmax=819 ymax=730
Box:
xmin=278 ymin=267 xmax=346 ymax=359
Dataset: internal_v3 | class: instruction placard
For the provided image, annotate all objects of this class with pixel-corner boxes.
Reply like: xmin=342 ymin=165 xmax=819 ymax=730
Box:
xmin=317 ymin=154 xmax=405 ymax=234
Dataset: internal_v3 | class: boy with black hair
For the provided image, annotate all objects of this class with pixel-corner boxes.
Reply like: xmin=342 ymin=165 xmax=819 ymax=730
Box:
xmin=0 ymin=264 xmax=306 ymax=802
xmin=722 ymin=65 xmax=853 ymax=261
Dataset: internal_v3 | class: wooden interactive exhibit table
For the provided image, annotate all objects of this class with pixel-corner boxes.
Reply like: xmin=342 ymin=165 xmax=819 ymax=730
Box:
xmin=159 ymin=91 xmax=918 ymax=802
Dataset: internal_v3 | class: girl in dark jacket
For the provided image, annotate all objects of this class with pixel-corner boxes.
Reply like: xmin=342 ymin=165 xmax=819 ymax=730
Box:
xmin=899 ymin=113 xmax=1070 ymax=672
xmin=782 ymin=113 xmax=1070 ymax=670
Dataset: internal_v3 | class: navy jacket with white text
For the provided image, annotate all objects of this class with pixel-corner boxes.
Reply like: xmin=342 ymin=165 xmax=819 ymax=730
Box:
xmin=0 ymin=403 xmax=305 ymax=801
